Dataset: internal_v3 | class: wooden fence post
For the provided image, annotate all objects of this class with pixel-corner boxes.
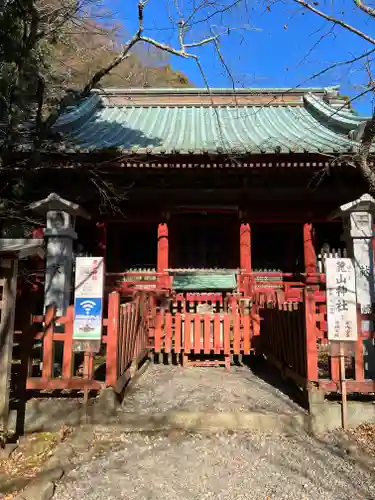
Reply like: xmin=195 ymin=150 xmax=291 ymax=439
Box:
xmin=0 ymin=258 xmax=18 ymax=431
xmin=304 ymin=288 xmax=318 ymax=382
xmin=106 ymin=292 xmax=120 ymax=387
xmin=42 ymin=304 xmax=56 ymax=380
xmin=62 ymin=306 xmax=74 ymax=379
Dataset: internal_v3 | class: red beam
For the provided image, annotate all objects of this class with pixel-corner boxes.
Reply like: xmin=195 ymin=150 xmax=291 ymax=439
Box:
xmin=316 ymin=380 xmax=375 ymax=393
xmin=26 ymin=378 xmax=103 ymax=390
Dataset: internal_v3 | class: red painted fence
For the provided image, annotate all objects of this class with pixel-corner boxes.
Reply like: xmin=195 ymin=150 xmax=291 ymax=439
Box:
xmin=12 ymin=284 xmax=374 ymax=399
xmin=106 ymin=292 xmax=152 ymax=392
xmin=149 ymin=307 xmax=256 ymax=368
xmin=259 ymin=287 xmax=375 ymax=394
xmin=13 ymin=291 xmax=151 ymax=396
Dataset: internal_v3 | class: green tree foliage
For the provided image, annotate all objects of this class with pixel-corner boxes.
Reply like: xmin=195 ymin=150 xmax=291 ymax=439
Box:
xmin=0 ymin=0 xmax=191 ymax=165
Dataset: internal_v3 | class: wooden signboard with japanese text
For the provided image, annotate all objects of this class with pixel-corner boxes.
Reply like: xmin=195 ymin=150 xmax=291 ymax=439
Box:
xmin=326 ymin=257 xmax=358 ymax=342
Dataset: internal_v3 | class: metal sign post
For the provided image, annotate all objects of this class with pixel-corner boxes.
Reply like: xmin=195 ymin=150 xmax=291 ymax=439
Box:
xmin=73 ymin=257 xmax=104 ymax=353
xmin=326 ymin=257 xmax=358 ymax=430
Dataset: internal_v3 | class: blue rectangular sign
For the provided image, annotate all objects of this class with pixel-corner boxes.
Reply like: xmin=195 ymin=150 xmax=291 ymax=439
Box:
xmin=73 ymin=297 xmax=103 ymax=340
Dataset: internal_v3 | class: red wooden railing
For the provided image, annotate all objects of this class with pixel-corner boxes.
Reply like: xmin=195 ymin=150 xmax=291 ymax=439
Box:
xmin=13 ymin=291 xmax=152 ymax=395
xmin=258 ymin=287 xmax=375 ymax=395
xmin=106 ymin=271 xmax=162 ymax=294
xmin=106 ymin=292 xmax=152 ymax=393
xmin=13 ymin=304 xmax=104 ymax=392
xmin=149 ymin=294 xmax=257 ymax=368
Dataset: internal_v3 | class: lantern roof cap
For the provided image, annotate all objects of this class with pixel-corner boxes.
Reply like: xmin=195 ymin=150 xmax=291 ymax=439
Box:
xmin=29 ymin=193 xmax=90 ymax=219
xmin=331 ymin=193 xmax=375 ymax=219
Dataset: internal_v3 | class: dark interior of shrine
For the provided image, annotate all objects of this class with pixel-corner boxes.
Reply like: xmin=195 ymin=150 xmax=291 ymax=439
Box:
xmin=169 ymin=213 xmax=239 ymax=269
xmin=101 ymin=216 xmax=346 ymax=274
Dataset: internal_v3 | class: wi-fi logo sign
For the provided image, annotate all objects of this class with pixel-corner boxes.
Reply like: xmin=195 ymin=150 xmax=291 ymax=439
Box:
xmin=81 ymin=300 xmax=96 ymax=315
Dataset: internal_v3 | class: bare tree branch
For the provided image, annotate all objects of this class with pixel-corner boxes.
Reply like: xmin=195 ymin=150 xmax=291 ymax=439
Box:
xmin=41 ymin=0 xmax=230 ymax=136
xmin=357 ymin=111 xmax=375 ymax=190
xmin=353 ymin=0 xmax=375 ymax=18
xmin=293 ymin=0 xmax=375 ymax=45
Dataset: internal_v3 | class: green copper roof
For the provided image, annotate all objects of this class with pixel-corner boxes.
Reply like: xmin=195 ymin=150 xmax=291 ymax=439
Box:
xmin=53 ymin=87 xmax=371 ymax=155
xmin=172 ymin=272 xmax=237 ymax=291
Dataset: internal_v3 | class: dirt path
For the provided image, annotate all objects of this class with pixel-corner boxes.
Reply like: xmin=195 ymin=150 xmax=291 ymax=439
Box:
xmin=55 ymin=427 xmax=375 ymax=500
xmin=54 ymin=364 xmax=374 ymax=499
xmin=121 ymin=364 xmax=306 ymax=415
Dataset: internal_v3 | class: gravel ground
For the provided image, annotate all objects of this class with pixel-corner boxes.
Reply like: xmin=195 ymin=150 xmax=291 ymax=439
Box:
xmin=55 ymin=429 xmax=375 ymax=500
xmin=121 ymin=364 xmax=306 ymax=416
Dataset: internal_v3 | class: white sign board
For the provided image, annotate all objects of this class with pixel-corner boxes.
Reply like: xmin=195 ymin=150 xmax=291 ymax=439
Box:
xmin=326 ymin=258 xmax=358 ymax=341
xmin=73 ymin=257 xmax=104 ymax=342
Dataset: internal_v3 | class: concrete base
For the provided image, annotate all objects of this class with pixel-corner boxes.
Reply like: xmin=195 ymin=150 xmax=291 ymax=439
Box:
xmin=114 ymin=411 xmax=309 ymax=434
xmin=8 ymin=399 xmax=308 ymax=434
xmin=310 ymin=400 xmax=375 ymax=434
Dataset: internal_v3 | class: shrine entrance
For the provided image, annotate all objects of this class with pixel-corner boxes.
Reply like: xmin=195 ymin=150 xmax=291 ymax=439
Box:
xmin=169 ymin=212 xmax=239 ymax=269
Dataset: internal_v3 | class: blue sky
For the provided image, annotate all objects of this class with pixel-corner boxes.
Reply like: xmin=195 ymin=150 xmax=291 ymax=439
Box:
xmin=104 ymin=0 xmax=374 ymax=114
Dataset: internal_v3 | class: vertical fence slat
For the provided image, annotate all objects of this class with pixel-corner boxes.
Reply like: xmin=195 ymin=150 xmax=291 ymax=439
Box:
xmin=233 ymin=312 xmax=240 ymax=354
xmin=194 ymin=314 xmax=201 ymax=353
xmin=223 ymin=315 xmax=230 ymax=354
xmin=105 ymin=292 xmax=120 ymax=387
xmin=120 ymin=304 xmax=127 ymax=372
xmin=164 ymin=312 xmax=172 ymax=353
xmin=62 ymin=306 xmax=74 ymax=379
xmin=242 ymin=314 xmax=251 ymax=355
xmin=204 ymin=314 xmax=211 ymax=354
xmin=184 ymin=313 xmax=192 ymax=353
xmin=154 ymin=310 xmax=163 ymax=353
xmin=130 ymin=296 xmax=140 ymax=364
xmin=213 ymin=315 xmax=221 ymax=354
xmin=42 ymin=305 xmax=56 ymax=380
xmin=174 ymin=313 xmax=182 ymax=353
xmin=121 ymin=304 xmax=128 ymax=372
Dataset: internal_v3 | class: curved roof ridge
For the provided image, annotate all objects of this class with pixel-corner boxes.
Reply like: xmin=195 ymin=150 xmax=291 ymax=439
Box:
xmin=54 ymin=93 xmax=104 ymax=129
xmin=304 ymin=93 xmax=370 ymax=132
xmin=91 ymin=86 xmax=333 ymax=95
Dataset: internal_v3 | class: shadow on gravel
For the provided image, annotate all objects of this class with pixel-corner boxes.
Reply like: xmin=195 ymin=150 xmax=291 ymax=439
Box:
xmin=242 ymin=354 xmax=309 ymax=411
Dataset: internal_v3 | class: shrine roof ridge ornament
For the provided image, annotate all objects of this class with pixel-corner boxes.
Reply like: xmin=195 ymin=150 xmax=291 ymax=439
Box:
xmin=29 ymin=193 xmax=90 ymax=219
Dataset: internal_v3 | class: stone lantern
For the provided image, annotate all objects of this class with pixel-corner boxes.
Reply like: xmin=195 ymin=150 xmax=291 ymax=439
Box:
xmin=29 ymin=193 xmax=90 ymax=316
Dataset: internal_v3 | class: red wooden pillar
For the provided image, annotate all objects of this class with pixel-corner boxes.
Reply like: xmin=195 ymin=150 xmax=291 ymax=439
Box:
xmin=305 ymin=288 xmax=318 ymax=382
xmin=303 ymin=223 xmax=316 ymax=276
xmin=240 ymin=223 xmax=251 ymax=272
xmin=240 ymin=223 xmax=251 ymax=295
xmin=157 ymin=223 xmax=169 ymax=288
